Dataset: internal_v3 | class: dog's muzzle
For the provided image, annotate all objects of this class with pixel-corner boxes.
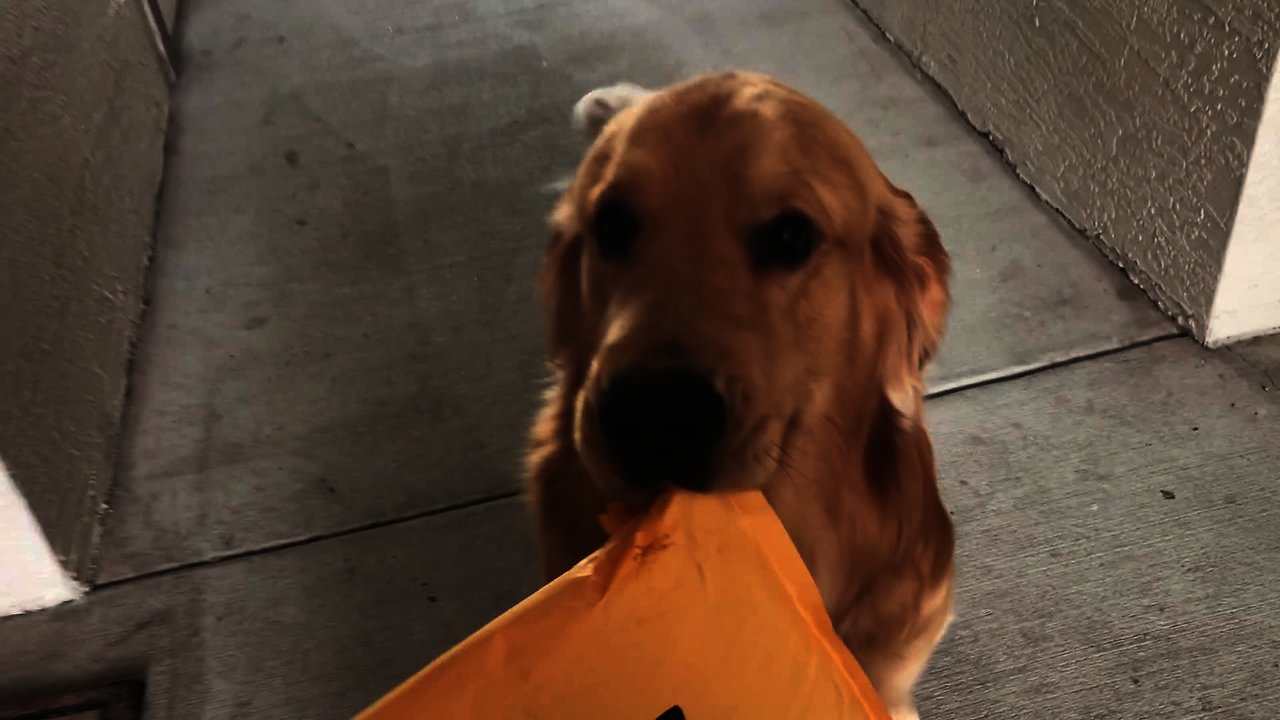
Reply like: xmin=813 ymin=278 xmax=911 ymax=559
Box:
xmin=595 ymin=366 xmax=726 ymax=492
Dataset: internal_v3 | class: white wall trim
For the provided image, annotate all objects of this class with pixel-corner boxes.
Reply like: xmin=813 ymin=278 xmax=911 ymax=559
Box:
xmin=1207 ymin=65 xmax=1280 ymax=347
xmin=0 ymin=457 xmax=83 ymax=617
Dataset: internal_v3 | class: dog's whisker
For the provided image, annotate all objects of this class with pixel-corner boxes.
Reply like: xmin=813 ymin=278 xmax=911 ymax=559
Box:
xmin=770 ymin=440 xmax=799 ymax=467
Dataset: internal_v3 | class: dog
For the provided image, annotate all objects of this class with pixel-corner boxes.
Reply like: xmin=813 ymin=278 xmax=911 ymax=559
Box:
xmin=526 ymin=71 xmax=954 ymax=719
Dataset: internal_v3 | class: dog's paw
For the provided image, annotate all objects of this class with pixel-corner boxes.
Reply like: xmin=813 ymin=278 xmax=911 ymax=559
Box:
xmin=572 ymin=82 xmax=652 ymax=139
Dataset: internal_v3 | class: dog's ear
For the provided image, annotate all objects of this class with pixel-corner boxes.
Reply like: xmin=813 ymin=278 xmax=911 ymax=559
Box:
xmin=572 ymin=82 xmax=653 ymax=140
xmin=540 ymin=200 xmax=588 ymax=377
xmin=871 ymin=183 xmax=950 ymax=421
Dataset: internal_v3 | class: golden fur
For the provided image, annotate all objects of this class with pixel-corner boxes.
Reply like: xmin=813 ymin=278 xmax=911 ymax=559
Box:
xmin=526 ymin=71 xmax=954 ymax=718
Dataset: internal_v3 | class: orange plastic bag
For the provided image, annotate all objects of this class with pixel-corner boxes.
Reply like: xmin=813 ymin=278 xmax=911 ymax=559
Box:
xmin=357 ymin=490 xmax=889 ymax=719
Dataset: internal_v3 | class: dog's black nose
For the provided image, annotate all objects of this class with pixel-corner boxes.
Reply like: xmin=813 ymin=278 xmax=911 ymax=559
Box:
xmin=597 ymin=366 xmax=726 ymax=491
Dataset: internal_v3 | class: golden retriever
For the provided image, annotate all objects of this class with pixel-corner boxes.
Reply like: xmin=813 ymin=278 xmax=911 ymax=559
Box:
xmin=526 ymin=71 xmax=953 ymax=719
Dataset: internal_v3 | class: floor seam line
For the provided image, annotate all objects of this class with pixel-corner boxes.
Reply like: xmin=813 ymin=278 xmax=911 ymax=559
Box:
xmin=927 ymin=332 xmax=1184 ymax=400
xmin=94 ymin=489 xmax=522 ymax=590
xmin=94 ymin=335 xmax=1183 ymax=590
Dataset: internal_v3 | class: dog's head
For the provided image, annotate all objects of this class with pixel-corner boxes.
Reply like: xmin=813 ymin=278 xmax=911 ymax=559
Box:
xmin=542 ymin=72 xmax=949 ymax=499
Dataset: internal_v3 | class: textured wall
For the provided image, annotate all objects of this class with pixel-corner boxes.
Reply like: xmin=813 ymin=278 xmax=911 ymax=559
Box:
xmin=854 ymin=0 xmax=1280 ymax=338
xmin=0 ymin=0 xmax=168 ymax=577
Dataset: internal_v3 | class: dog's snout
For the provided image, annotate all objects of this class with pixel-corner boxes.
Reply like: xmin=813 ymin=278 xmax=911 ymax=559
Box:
xmin=597 ymin=366 xmax=726 ymax=491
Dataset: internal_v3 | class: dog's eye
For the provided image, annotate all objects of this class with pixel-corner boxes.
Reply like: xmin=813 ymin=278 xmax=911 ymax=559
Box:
xmin=749 ymin=210 xmax=821 ymax=271
xmin=591 ymin=197 xmax=639 ymax=261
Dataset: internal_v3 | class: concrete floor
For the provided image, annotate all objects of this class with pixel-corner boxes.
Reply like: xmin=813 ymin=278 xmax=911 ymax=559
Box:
xmin=3 ymin=1 xmax=1279 ymax=718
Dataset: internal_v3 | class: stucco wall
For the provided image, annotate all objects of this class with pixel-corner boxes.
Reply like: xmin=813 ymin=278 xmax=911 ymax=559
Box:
xmin=853 ymin=0 xmax=1279 ymax=339
xmin=0 ymin=0 xmax=168 ymax=578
